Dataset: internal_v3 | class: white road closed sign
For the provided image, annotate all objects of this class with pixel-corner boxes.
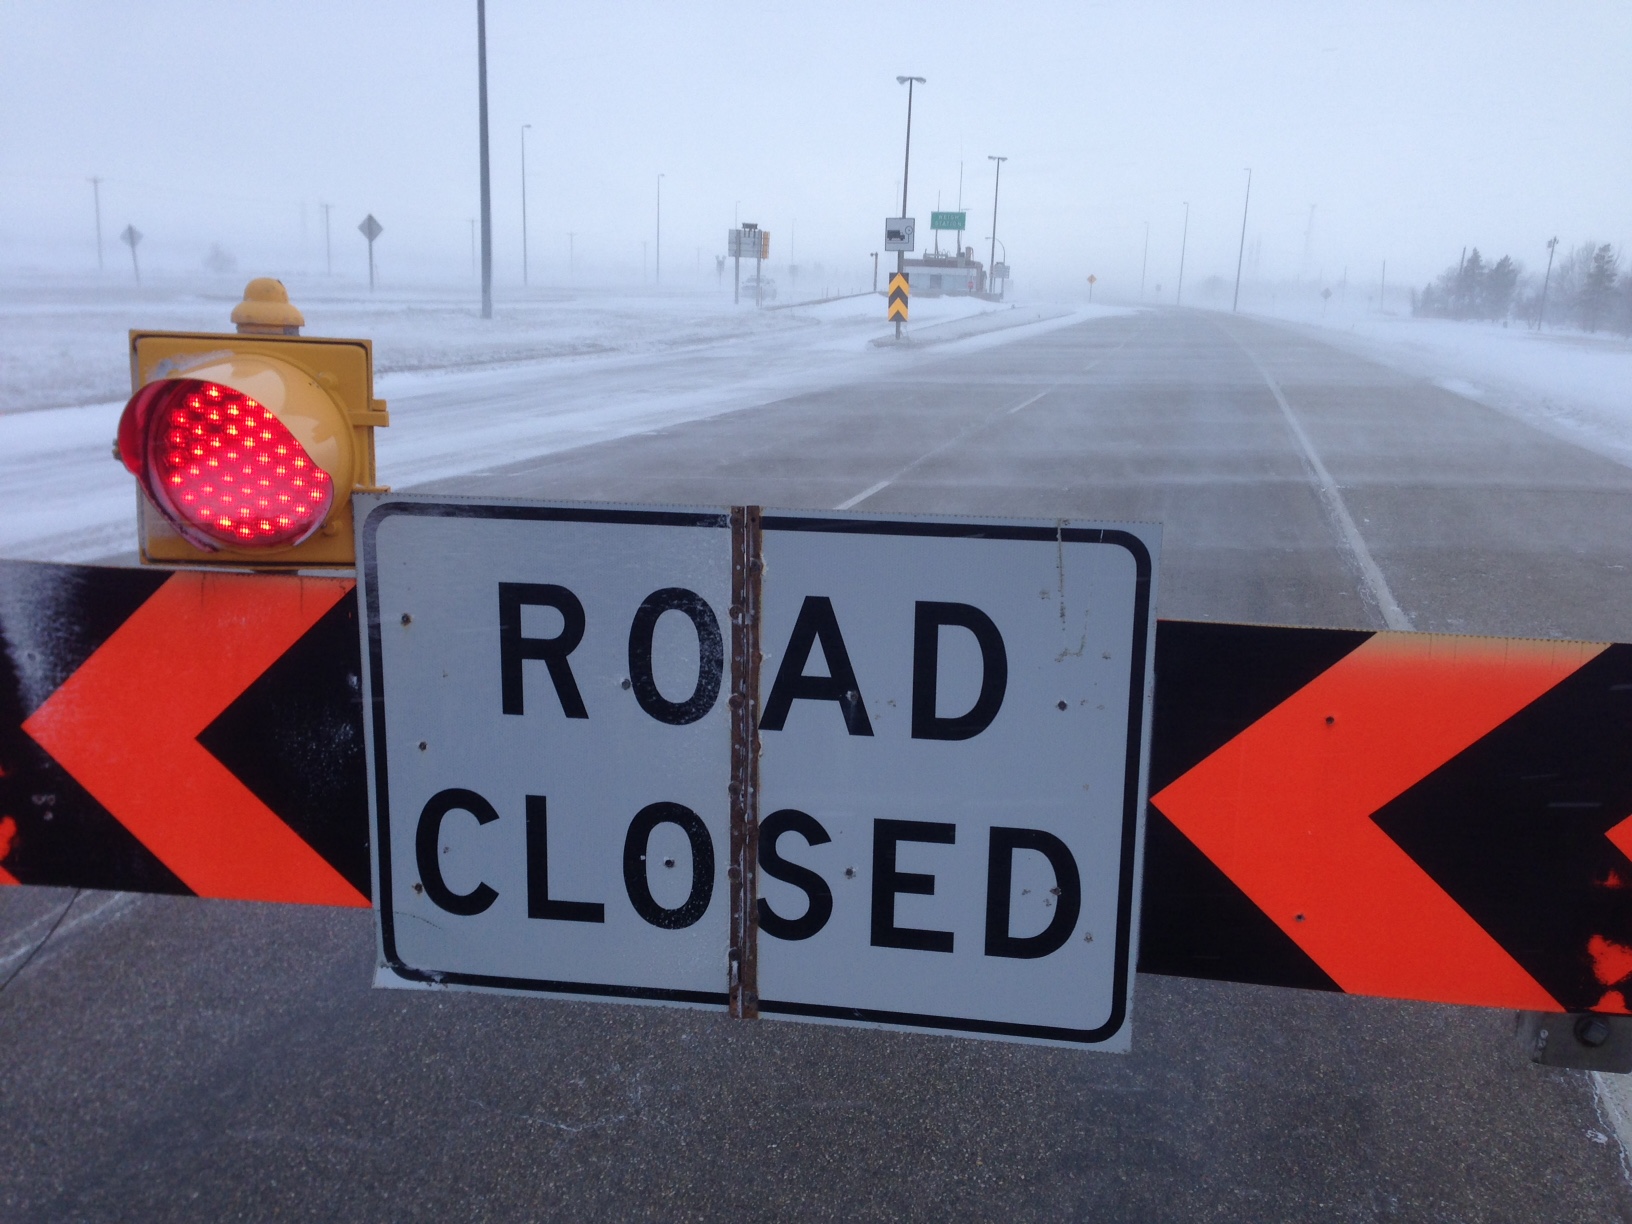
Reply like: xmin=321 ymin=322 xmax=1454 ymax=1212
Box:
xmin=359 ymin=496 xmax=1159 ymax=1048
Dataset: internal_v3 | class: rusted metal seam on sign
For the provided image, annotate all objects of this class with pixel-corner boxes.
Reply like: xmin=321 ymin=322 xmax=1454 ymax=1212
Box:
xmin=728 ymin=505 xmax=764 ymax=1019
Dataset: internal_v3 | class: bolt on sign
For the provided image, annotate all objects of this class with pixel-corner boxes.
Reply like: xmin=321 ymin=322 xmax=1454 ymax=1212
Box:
xmin=358 ymin=495 xmax=1159 ymax=1048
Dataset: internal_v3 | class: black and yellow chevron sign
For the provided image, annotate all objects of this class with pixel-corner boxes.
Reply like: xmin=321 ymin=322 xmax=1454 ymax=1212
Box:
xmin=887 ymin=272 xmax=909 ymax=321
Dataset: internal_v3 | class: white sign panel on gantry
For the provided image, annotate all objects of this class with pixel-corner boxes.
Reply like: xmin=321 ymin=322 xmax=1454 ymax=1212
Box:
xmin=359 ymin=495 xmax=1158 ymax=1048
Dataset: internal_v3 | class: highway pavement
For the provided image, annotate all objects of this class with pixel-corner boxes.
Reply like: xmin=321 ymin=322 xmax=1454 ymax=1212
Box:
xmin=5 ymin=308 xmax=1632 ymax=1220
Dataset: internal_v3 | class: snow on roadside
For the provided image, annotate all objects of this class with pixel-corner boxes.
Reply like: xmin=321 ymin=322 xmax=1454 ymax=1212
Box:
xmin=0 ymin=275 xmax=815 ymax=416
xmin=1247 ymin=305 xmax=1632 ymax=469
xmin=0 ymin=282 xmax=1111 ymax=563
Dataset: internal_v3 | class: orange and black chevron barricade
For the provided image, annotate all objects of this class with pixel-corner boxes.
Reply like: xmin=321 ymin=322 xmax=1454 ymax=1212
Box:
xmin=4 ymin=558 xmax=1632 ymax=1015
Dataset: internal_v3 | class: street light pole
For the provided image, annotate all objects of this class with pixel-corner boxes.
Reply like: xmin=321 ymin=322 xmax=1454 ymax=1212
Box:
xmin=1232 ymin=168 xmax=1252 ymax=312
xmin=1176 ymin=202 xmax=1190 ymax=306
xmin=1537 ymin=236 xmax=1559 ymax=330
xmin=1140 ymin=221 xmax=1149 ymax=299
xmin=89 ymin=177 xmax=103 ymax=272
xmin=988 ymin=155 xmax=1007 ymax=299
xmin=476 ymin=0 xmax=493 ymax=319
xmin=521 ymin=124 xmax=532 ymax=288
xmin=656 ymin=173 xmax=664 ymax=285
xmin=895 ymin=75 xmax=925 ymax=340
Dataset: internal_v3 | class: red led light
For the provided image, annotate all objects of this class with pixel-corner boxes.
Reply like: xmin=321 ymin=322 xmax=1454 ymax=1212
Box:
xmin=118 ymin=378 xmax=333 ymax=549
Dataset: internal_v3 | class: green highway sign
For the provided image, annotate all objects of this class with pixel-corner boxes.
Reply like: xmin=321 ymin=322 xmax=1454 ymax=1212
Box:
xmin=930 ymin=211 xmax=967 ymax=231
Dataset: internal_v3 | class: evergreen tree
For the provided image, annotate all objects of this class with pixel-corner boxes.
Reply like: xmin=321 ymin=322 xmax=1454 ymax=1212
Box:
xmin=1484 ymin=256 xmax=1519 ymax=320
xmin=1579 ymin=243 xmax=1618 ymax=332
xmin=1454 ymin=248 xmax=1486 ymax=319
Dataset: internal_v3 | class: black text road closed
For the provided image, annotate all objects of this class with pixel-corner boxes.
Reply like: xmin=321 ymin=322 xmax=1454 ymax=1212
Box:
xmin=358 ymin=497 xmax=1158 ymax=1048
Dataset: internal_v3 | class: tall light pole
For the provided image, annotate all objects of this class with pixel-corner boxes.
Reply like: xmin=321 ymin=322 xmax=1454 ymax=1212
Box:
xmin=1140 ymin=221 xmax=1149 ymax=299
xmin=896 ymin=74 xmax=925 ymax=340
xmin=89 ymin=177 xmax=103 ymax=272
xmin=521 ymin=124 xmax=532 ymax=287
xmin=1176 ymin=202 xmax=1190 ymax=306
xmin=476 ymin=0 xmax=493 ymax=319
xmin=656 ymin=173 xmax=664 ymax=284
xmin=1537 ymin=236 xmax=1559 ymax=330
xmin=1232 ymin=168 xmax=1252 ymax=312
xmin=987 ymin=155 xmax=1007 ymax=299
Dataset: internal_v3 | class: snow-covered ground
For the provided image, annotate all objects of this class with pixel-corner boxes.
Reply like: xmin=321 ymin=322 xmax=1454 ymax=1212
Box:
xmin=0 ymin=274 xmax=1121 ymax=563
xmin=1236 ymin=299 xmax=1632 ymax=470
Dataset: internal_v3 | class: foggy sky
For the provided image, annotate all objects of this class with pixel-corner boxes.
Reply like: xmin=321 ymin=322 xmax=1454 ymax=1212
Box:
xmin=2 ymin=1 xmax=1628 ymax=295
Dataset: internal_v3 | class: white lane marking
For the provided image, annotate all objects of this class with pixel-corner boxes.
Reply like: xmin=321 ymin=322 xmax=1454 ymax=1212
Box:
xmin=835 ymin=480 xmax=892 ymax=511
xmin=835 ymin=387 xmax=1054 ymax=510
xmin=833 ymin=314 xmax=1147 ymax=510
xmin=0 ymin=890 xmax=139 ymax=975
xmin=1593 ymin=1073 xmax=1632 ymax=1185
xmin=1232 ymin=336 xmax=1412 ymax=631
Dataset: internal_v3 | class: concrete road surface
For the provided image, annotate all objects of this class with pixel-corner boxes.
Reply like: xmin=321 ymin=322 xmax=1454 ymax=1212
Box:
xmin=5 ymin=309 xmax=1632 ymax=1221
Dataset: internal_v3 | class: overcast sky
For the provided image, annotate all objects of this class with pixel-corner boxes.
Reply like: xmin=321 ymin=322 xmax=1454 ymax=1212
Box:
xmin=2 ymin=1 xmax=1628 ymax=295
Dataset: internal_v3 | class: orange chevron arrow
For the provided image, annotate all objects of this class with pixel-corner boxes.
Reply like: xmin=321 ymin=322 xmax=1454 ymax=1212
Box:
xmin=1151 ymin=631 xmax=1607 ymax=1010
xmin=22 ymin=571 xmax=365 ymax=907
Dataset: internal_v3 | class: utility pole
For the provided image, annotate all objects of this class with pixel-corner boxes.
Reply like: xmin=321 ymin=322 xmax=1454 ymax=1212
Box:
xmin=521 ymin=124 xmax=532 ymax=287
xmin=896 ymin=75 xmax=925 ymax=340
xmin=1232 ymin=168 xmax=1252 ymax=312
xmin=476 ymin=0 xmax=493 ymax=319
xmin=1140 ymin=221 xmax=1149 ymax=299
xmin=988 ymin=154 xmax=1006 ymax=301
xmin=321 ymin=203 xmax=333 ymax=276
xmin=1537 ymin=236 xmax=1559 ymax=330
xmin=1176 ymin=202 xmax=1189 ymax=306
xmin=656 ymin=173 xmax=664 ymax=284
xmin=89 ymin=177 xmax=103 ymax=272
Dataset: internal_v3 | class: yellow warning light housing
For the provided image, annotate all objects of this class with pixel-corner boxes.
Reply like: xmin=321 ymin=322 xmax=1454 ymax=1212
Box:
xmin=119 ymin=278 xmax=388 ymax=569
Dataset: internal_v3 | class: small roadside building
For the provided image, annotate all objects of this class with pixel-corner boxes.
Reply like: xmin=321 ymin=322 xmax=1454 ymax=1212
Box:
xmin=903 ymin=248 xmax=988 ymax=297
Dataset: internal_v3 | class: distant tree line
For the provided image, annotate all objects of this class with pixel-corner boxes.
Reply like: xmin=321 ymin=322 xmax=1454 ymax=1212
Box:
xmin=1415 ymin=241 xmax=1632 ymax=335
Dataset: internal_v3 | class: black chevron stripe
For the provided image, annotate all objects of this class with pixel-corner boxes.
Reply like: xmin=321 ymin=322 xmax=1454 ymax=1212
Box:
xmin=1371 ymin=643 xmax=1632 ymax=1012
xmin=0 ymin=560 xmax=189 ymax=893
xmin=1139 ymin=619 xmax=1372 ymax=989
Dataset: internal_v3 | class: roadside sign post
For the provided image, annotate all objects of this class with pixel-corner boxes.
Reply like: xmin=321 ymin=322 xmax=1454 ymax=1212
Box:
xmin=885 ymin=218 xmax=915 ymax=335
xmin=728 ymin=225 xmax=769 ymax=307
xmin=359 ymin=214 xmax=383 ymax=291
xmin=120 ymin=224 xmax=142 ymax=285
xmin=358 ymin=496 xmax=1159 ymax=1048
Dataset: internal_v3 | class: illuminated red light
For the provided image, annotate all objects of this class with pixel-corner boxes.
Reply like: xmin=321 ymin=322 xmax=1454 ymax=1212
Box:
xmin=118 ymin=378 xmax=333 ymax=549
